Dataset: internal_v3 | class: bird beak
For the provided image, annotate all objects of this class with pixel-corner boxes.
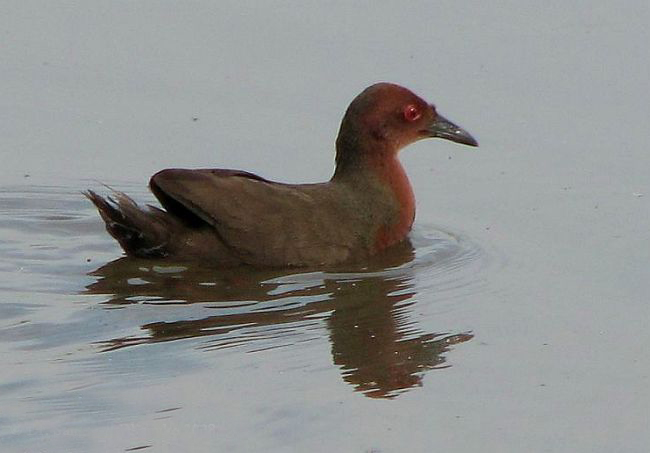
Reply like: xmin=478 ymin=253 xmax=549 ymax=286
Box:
xmin=426 ymin=113 xmax=478 ymax=147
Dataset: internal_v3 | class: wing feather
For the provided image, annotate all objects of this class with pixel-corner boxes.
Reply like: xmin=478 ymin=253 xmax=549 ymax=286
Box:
xmin=150 ymin=169 xmax=363 ymax=266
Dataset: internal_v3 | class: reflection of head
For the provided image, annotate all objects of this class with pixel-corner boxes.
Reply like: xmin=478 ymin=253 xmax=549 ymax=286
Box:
xmin=326 ymin=275 xmax=473 ymax=398
xmin=85 ymin=238 xmax=472 ymax=399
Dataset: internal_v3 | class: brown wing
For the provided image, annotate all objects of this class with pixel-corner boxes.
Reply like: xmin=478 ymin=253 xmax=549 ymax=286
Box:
xmin=149 ymin=169 xmax=363 ymax=266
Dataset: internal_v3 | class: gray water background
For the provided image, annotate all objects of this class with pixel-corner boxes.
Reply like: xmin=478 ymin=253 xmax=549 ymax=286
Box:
xmin=1 ymin=2 xmax=649 ymax=452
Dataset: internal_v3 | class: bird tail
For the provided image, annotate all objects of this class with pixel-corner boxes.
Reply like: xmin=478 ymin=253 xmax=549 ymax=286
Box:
xmin=85 ymin=190 xmax=174 ymax=258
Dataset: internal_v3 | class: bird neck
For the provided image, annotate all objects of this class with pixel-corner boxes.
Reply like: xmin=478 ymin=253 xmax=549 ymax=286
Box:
xmin=332 ymin=137 xmax=416 ymax=252
xmin=368 ymin=155 xmax=416 ymax=251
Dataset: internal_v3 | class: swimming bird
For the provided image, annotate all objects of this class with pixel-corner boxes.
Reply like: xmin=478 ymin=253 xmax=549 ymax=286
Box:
xmin=86 ymin=83 xmax=477 ymax=267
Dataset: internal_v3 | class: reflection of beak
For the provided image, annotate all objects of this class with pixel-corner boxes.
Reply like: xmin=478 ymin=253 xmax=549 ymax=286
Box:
xmin=426 ymin=114 xmax=478 ymax=147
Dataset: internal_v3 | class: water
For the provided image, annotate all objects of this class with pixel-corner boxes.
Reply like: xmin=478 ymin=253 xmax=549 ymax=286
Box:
xmin=0 ymin=183 xmax=488 ymax=450
xmin=2 ymin=2 xmax=649 ymax=452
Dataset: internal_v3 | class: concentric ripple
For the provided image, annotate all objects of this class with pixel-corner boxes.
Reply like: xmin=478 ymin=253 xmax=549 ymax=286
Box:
xmin=0 ymin=182 xmax=491 ymax=399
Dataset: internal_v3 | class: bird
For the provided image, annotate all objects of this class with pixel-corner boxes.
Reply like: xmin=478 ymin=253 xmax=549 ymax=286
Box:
xmin=86 ymin=83 xmax=478 ymax=267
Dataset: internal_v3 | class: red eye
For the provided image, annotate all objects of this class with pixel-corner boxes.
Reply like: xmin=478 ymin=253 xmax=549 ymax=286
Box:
xmin=403 ymin=104 xmax=421 ymax=122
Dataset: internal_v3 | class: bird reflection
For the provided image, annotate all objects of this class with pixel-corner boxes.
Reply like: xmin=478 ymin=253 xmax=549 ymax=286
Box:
xmin=84 ymin=240 xmax=472 ymax=399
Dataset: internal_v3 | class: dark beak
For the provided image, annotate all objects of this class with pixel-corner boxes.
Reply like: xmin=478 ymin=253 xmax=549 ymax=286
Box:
xmin=427 ymin=114 xmax=478 ymax=147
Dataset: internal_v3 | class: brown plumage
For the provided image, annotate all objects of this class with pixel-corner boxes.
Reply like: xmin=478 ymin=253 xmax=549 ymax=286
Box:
xmin=86 ymin=83 xmax=477 ymax=267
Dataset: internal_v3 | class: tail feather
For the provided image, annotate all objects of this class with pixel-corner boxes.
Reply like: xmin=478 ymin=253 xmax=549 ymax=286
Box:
xmin=85 ymin=190 xmax=173 ymax=258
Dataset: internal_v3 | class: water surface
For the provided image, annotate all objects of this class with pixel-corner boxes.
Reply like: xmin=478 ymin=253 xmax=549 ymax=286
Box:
xmin=0 ymin=183 xmax=488 ymax=451
xmin=2 ymin=2 xmax=649 ymax=452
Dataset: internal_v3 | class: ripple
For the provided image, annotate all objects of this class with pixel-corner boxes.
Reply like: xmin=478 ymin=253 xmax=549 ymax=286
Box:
xmin=0 ymin=182 xmax=492 ymax=400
